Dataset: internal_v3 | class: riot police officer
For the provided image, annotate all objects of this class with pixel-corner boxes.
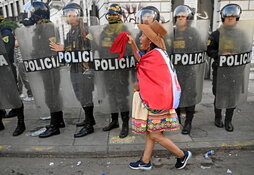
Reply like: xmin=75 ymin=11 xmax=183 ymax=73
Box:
xmin=135 ymin=6 xmax=160 ymax=55
xmin=0 ymin=17 xmax=19 ymax=118
xmin=99 ymin=4 xmax=130 ymax=138
xmin=19 ymin=1 xmax=65 ymax=138
xmin=0 ymin=18 xmax=26 ymax=136
xmin=50 ymin=3 xmax=96 ymax=138
xmin=207 ymin=4 xmax=250 ymax=132
xmin=136 ymin=6 xmax=160 ymax=24
xmin=168 ymin=5 xmax=205 ymax=135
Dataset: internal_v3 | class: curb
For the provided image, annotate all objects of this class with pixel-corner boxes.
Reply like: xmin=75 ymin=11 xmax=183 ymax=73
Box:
xmin=1 ymin=140 xmax=254 ymax=158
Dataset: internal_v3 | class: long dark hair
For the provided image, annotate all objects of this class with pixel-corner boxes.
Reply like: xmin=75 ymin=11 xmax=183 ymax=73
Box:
xmin=150 ymin=42 xmax=158 ymax=50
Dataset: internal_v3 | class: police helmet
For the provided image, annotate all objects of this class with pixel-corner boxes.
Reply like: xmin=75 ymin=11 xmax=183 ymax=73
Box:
xmin=23 ymin=1 xmax=49 ymax=26
xmin=107 ymin=4 xmax=123 ymax=16
xmin=173 ymin=5 xmax=194 ymax=23
xmin=63 ymin=3 xmax=83 ymax=17
xmin=220 ymin=4 xmax=242 ymax=22
xmin=137 ymin=6 xmax=160 ymax=24
xmin=30 ymin=2 xmax=50 ymax=22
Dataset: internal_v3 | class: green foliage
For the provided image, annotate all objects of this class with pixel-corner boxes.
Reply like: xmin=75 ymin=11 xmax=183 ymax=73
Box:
xmin=0 ymin=19 xmax=18 ymax=30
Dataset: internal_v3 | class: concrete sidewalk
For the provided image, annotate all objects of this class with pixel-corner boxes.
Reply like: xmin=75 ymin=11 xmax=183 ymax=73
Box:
xmin=0 ymin=80 xmax=254 ymax=157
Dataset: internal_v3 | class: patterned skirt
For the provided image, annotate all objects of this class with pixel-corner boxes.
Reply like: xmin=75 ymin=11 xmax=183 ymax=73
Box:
xmin=132 ymin=109 xmax=180 ymax=134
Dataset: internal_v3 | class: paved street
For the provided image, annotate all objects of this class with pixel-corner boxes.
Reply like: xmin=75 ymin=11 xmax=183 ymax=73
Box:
xmin=0 ymin=149 xmax=254 ymax=175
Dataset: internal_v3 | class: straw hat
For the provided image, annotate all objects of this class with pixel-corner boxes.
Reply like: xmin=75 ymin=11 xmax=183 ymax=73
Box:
xmin=137 ymin=20 xmax=167 ymax=50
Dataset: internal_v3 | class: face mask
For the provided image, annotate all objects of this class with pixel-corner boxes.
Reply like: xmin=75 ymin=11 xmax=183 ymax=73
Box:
xmin=107 ymin=16 xmax=120 ymax=24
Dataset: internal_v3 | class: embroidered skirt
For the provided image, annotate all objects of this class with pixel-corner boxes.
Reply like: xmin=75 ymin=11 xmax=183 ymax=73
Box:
xmin=132 ymin=111 xmax=180 ymax=134
xmin=131 ymin=92 xmax=180 ymax=134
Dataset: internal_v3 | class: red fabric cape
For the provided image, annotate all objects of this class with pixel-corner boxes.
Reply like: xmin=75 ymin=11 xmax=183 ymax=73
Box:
xmin=137 ymin=48 xmax=174 ymax=110
xmin=109 ymin=32 xmax=129 ymax=60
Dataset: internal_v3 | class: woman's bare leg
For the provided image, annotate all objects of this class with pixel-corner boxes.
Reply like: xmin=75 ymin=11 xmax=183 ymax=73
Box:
xmin=142 ymin=132 xmax=155 ymax=163
xmin=149 ymin=132 xmax=184 ymax=158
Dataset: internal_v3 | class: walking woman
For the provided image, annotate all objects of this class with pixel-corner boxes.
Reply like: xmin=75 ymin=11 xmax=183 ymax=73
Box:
xmin=127 ymin=21 xmax=191 ymax=170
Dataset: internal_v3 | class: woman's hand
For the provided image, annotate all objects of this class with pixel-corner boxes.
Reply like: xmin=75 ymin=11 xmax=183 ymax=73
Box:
xmin=127 ymin=34 xmax=134 ymax=45
xmin=127 ymin=34 xmax=141 ymax=61
xmin=49 ymin=42 xmax=64 ymax=52
xmin=134 ymin=82 xmax=140 ymax=91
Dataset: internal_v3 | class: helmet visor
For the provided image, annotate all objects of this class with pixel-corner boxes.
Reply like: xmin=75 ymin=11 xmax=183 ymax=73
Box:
xmin=136 ymin=9 xmax=158 ymax=24
xmin=173 ymin=5 xmax=191 ymax=18
xmin=23 ymin=2 xmax=49 ymax=20
xmin=63 ymin=8 xmax=82 ymax=17
xmin=221 ymin=4 xmax=241 ymax=18
xmin=61 ymin=8 xmax=84 ymax=33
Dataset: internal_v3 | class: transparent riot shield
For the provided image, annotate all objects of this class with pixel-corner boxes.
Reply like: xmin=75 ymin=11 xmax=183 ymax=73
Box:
xmin=216 ymin=20 xmax=254 ymax=109
xmin=15 ymin=23 xmax=80 ymax=113
xmin=90 ymin=16 xmax=100 ymax=26
xmin=165 ymin=20 xmax=209 ymax=107
xmin=89 ymin=23 xmax=139 ymax=114
xmin=0 ymin=35 xmax=22 ymax=109
xmin=54 ymin=13 xmax=101 ymax=112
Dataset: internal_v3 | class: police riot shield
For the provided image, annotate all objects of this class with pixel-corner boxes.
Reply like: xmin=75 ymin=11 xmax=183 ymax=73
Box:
xmin=216 ymin=20 xmax=254 ymax=109
xmin=53 ymin=12 xmax=103 ymax=112
xmin=15 ymin=23 xmax=80 ymax=113
xmin=165 ymin=20 xmax=209 ymax=107
xmin=0 ymin=34 xmax=22 ymax=109
xmin=88 ymin=23 xmax=138 ymax=114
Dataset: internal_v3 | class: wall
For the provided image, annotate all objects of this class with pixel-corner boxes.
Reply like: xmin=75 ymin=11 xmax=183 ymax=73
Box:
xmin=213 ymin=0 xmax=254 ymax=30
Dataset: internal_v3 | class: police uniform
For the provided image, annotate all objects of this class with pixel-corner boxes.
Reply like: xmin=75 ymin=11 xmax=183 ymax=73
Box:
xmin=1 ymin=27 xmax=22 ymax=118
xmin=64 ymin=24 xmax=96 ymax=138
xmin=0 ymin=29 xmax=26 ymax=136
xmin=99 ymin=23 xmax=130 ymax=111
xmin=17 ymin=1 xmax=65 ymax=138
xmin=29 ymin=22 xmax=65 ymax=138
xmin=207 ymin=25 xmax=249 ymax=131
xmin=31 ymin=22 xmax=63 ymax=112
xmin=168 ymin=25 xmax=203 ymax=134
xmin=100 ymin=4 xmax=130 ymax=138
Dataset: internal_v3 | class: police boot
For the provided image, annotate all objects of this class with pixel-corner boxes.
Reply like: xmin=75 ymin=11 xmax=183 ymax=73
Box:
xmin=39 ymin=112 xmax=60 ymax=138
xmin=76 ymin=106 xmax=96 ymax=127
xmin=0 ymin=110 xmax=5 ymax=131
xmin=181 ymin=115 xmax=193 ymax=135
xmin=57 ymin=111 xmax=65 ymax=128
xmin=45 ymin=111 xmax=65 ymax=129
xmin=119 ymin=112 xmax=129 ymax=138
xmin=225 ymin=108 xmax=234 ymax=132
xmin=103 ymin=113 xmax=119 ymax=131
xmin=74 ymin=106 xmax=95 ymax=138
xmin=214 ymin=108 xmax=223 ymax=128
xmin=74 ymin=123 xmax=94 ymax=138
xmin=13 ymin=106 xmax=26 ymax=136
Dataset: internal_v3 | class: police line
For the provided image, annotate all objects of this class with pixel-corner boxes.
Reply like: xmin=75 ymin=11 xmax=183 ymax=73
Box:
xmin=22 ymin=50 xmax=205 ymax=72
xmin=22 ymin=50 xmax=136 ymax=72
xmin=219 ymin=51 xmax=252 ymax=67
xmin=6 ymin=50 xmax=254 ymax=71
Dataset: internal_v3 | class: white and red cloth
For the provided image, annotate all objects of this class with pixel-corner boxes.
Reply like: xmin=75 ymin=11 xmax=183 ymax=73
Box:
xmin=137 ymin=48 xmax=181 ymax=110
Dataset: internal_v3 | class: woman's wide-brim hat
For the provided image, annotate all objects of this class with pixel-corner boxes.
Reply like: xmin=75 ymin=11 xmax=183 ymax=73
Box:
xmin=138 ymin=20 xmax=167 ymax=50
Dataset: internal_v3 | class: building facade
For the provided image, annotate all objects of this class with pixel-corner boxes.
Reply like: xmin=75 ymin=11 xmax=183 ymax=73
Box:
xmin=95 ymin=0 xmax=254 ymax=30
xmin=0 ymin=0 xmax=26 ymax=20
